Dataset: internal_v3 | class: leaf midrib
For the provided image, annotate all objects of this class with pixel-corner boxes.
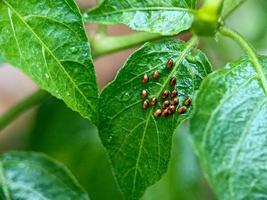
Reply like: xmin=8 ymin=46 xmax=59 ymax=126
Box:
xmin=3 ymin=0 xmax=96 ymax=113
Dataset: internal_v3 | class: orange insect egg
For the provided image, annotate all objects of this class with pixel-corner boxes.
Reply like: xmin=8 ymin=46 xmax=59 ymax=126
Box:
xmin=169 ymin=77 xmax=176 ymax=87
xmin=154 ymin=109 xmax=162 ymax=117
xmin=168 ymin=105 xmax=176 ymax=115
xmin=151 ymin=97 xmax=158 ymax=106
xmin=142 ymin=74 xmax=149 ymax=84
xmin=170 ymin=90 xmax=178 ymax=98
xmin=162 ymin=100 xmax=170 ymax=109
xmin=140 ymin=90 xmax=148 ymax=99
xmin=171 ymin=98 xmax=179 ymax=106
xmin=153 ymin=71 xmax=160 ymax=80
xmin=184 ymin=97 xmax=192 ymax=107
xmin=177 ymin=106 xmax=187 ymax=114
xmin=143 ymin=100 xmax=149 ymax=109
xmin=166 ymin=59 xmax=174 ymax=69
xmin=161 ymin=90 xmax=170 ymax=99
xmin=162 ymin=109 xmax=169 ymax=117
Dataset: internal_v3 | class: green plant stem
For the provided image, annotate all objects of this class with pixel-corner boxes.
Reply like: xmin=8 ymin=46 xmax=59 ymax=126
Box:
xmin=90 ymin=32 xmax=165 ymax=58
xmin=0 ymin=90 xmax=50 ymax=131
xmin=220 ymin=26 xmax=267 ymax=93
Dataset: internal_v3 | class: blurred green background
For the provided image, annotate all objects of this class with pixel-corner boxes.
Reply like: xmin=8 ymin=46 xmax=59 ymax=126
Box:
xmin=0 ymin=0 xmax=266 ymax=199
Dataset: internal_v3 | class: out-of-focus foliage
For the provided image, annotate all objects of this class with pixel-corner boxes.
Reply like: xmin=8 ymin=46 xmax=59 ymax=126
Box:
xmin=201 ymin=0 xmax=267 ymax=68
xmin=26 ymin=98 xmax=122 ymax=200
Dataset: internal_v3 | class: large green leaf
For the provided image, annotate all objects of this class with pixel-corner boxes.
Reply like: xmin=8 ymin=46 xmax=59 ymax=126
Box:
xmin=84 ymin=0 xmax=196 ymax=35
xmin=99 ymin=38 xmax=212 ymax=199
xmin=221 ymin=0 xmax=246 ymax=18
xmin=0 ymin=0 xmax=98 ymax=121
xmin=27 ymin=98 xmax=122 ymax=200
xmin=0 ymin=152 xmax=89 ymax=200
xmin=191 ymin=56 xmax=267 ymax=200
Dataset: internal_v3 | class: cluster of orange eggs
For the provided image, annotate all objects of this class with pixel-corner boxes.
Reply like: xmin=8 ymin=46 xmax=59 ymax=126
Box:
xmin=140 ymin=59 xmax=192 ymax=118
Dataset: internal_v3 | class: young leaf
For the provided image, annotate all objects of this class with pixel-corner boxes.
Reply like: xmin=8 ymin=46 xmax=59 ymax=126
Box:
xmin=190 ymin=56 xmax=267 ymax=200
xmin=221 ymin=0 xmax=246 ymax=18
xmin=84 ymin=0 xmax=196 ymax=36
xmin=0 ymin=152 xmax=89 ymax=200
xmin=0 ymin=0 xmax=98 ymax=121
xmin=98 ymin=38 xmax=212 ymax=199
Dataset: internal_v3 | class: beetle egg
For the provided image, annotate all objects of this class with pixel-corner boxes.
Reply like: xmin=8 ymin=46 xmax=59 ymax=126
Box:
xmin=142 ymin=74 xmax=149 ymax=84
xmin=153 ymin=71 xmax=160 ymax=80
xmin=177 ymin=106 xmax=187 ymax=114
xmin=166 ymin=59 xmax=174 ymax=69
xmin=143 ymin=100 xmax=149 ymax=109
xmin=184 ymin=97 xmax=192 ymax=107
xmin=140 ymin=90 xmax=148 ymax=99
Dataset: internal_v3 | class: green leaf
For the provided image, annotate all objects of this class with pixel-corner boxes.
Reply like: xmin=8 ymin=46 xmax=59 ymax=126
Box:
xmin=99 ymin=38 xmax=212 ymax=199
xmin=84 ymin=0 xmax=196 ymax=36
xmin=143 ymin=123 xmax=216 ymax=200
xmin=0 ymin=152 xmax=89 ymax=200
xmin=0 ymin=54 xmax=4 ymax=64
xmin=221 ymin=0 xmax=246 ymax=18
xmin=27 ymin=98 xmax=122 ymax=200
xmin=0 ymin=0 xmax=98 ymax=121
xmin=190 ymin=56 xmax=267 ymax=200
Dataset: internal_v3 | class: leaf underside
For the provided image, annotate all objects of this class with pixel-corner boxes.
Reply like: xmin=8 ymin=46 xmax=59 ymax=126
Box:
xmin=0 ymin=152 xmax=89 ymax=200
xmin=191 ymin=56 xmax=267 ymax=200
xmin=0 ymin=0 xmax=98 ymax=121
xmin=99 ymin=39 xmax=212 ymax=199
xmin=84 ymin=0 xmax=196 ymax=35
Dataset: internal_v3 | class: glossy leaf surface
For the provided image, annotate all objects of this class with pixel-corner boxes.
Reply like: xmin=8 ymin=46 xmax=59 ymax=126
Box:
xmin=84 ymin=0 xmax=196 ymax=35
xmin=0 ymin=0 xmax=98 ymax=121
xmin=191 ymin=56 xmax=267 ymax=200
xmin=0 ymin=152 xmax=89 ymax=200
xmin=99 ymin=39 xmax=212 ymax=199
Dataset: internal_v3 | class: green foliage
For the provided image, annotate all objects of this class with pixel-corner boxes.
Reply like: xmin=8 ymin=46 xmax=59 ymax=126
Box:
xmin=221 ymin=0 xmax=246 ymax=18
xmin=191 ymin=56 xmax=267 ymax=200
xmin=0 ymin=54 xmax=4 ymax=64
xmin=0 ymin=0 xmax=266 ymax=200
xmin=27 ymin=98 xmax=121 ymax=200
xmin=84 ymin=0 xmax=196 ymax=35
xmin=0 ymin=152 xmax=89 ymax=200
xmin=143 ymin=124 xmax=216 ymax=200
xmin=98 ymin=39 xmax=211 ymax=199
xmin=0 ymin=0 xmax=98 ymax=121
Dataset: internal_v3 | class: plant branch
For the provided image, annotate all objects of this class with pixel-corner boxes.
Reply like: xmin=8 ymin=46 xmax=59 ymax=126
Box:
xmin=90 ymin=32 xmax=166 ymax=58
xmin=0 ymin=90 xmax=50 ymax=131
xmin=220 ymin=26 xmax=267 ymax=93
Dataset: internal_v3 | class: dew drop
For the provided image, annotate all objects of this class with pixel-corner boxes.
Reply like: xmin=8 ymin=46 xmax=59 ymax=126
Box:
xmin=107 ymin=135 xmax=113 ymax=143
xmin=70 ymin=47 xmax=78 ymax=53
xmin=122 ymin=92 xmax=131 ymax=101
